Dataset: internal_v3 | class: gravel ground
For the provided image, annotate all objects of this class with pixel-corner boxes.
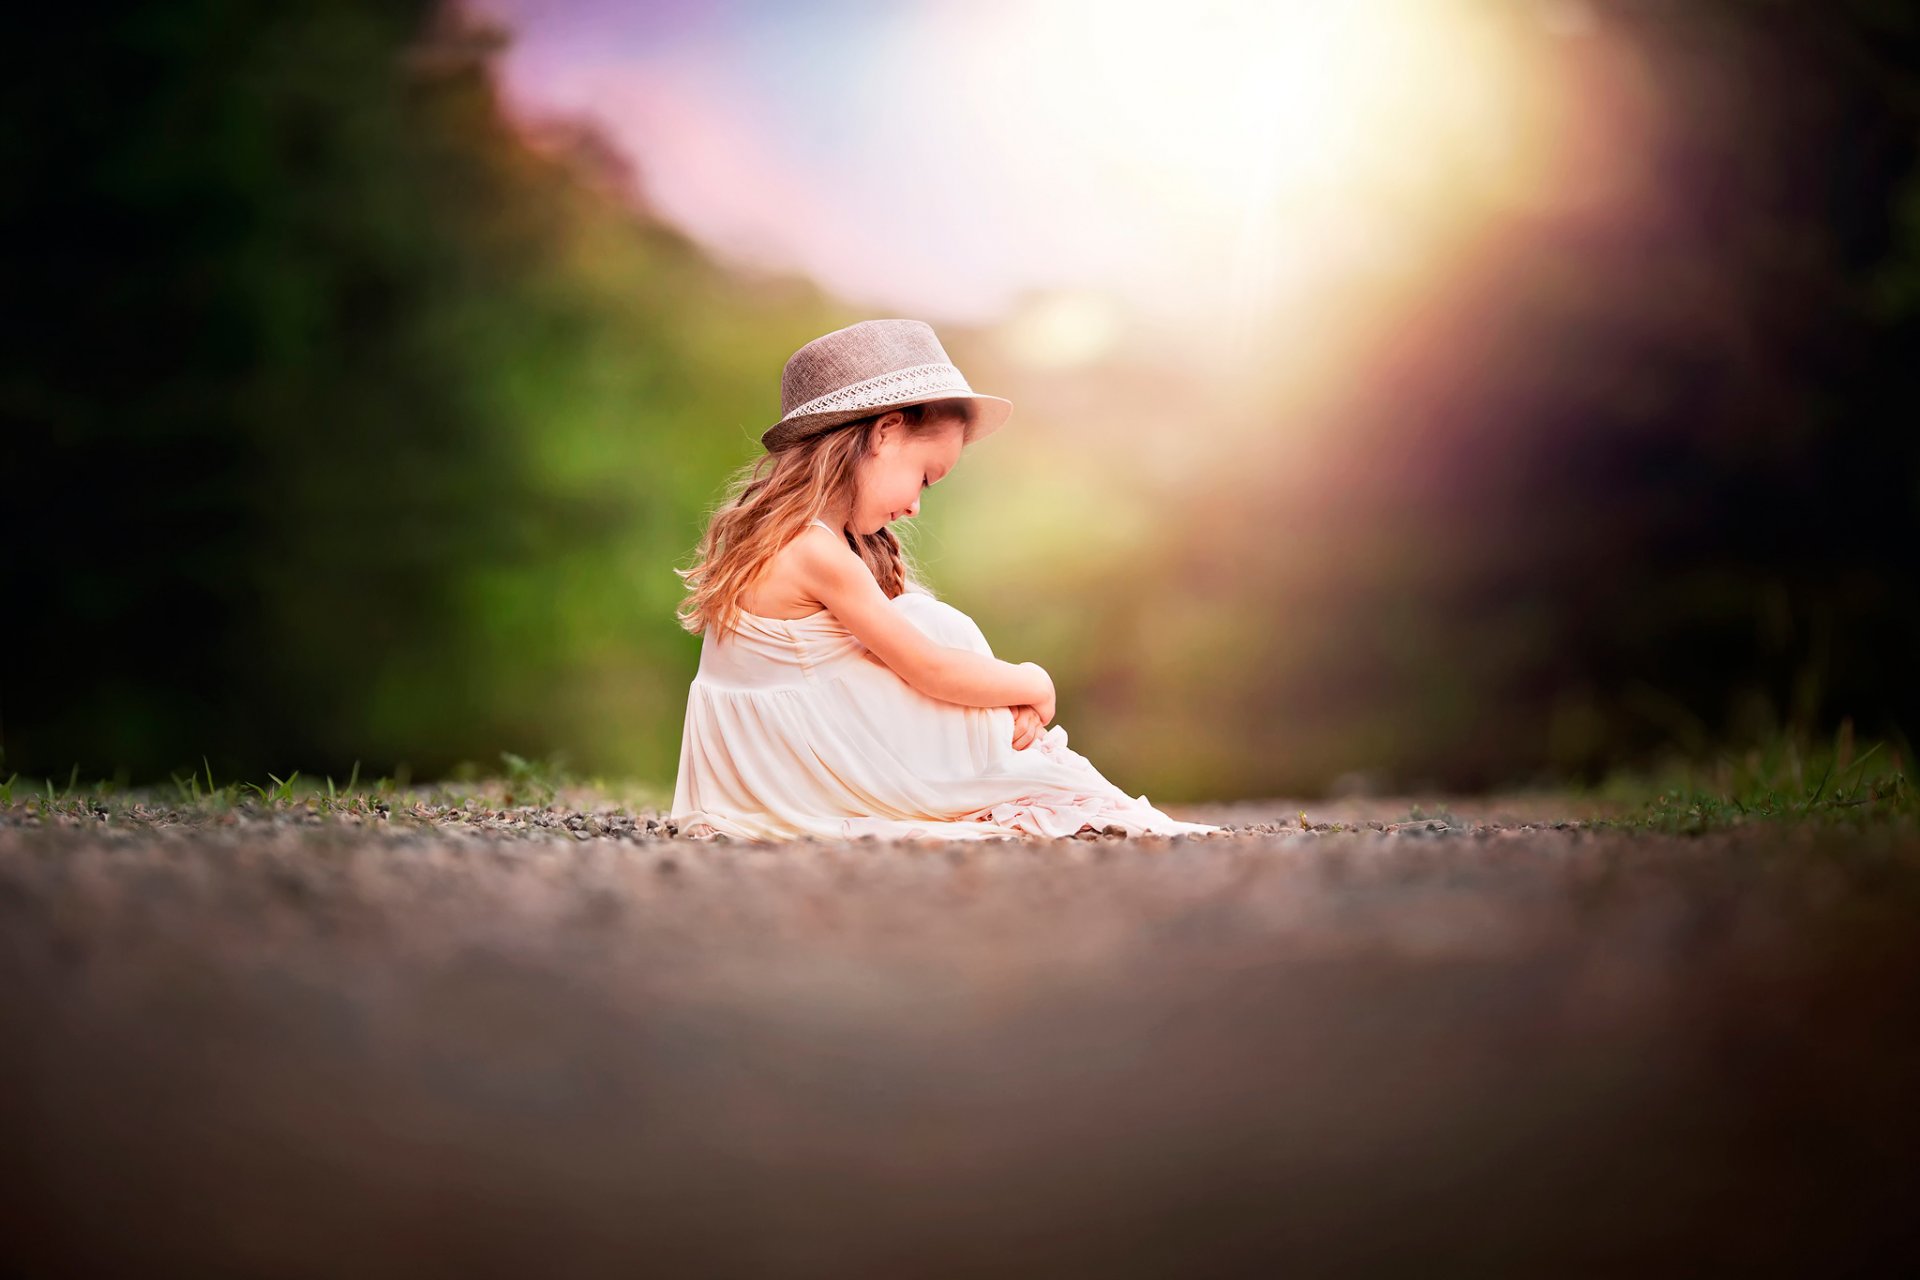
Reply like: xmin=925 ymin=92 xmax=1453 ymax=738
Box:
xmin=3 ymin=795 xmax=1917 ymax=1277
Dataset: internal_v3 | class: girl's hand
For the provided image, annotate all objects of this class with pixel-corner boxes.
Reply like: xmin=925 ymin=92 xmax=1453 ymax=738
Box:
xmin=1010 ymin=704 xmax=1047 ymax=751
xmin=1017 ymin=661 xmax=1056 ymax=725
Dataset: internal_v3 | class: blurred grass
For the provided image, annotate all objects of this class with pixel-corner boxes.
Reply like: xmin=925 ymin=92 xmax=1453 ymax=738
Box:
xmin=4 ymin=725 xmax=1913 ymax=838
xmin=1580 ymin=720 xmax=1915 ymax=834
xmin=0 ymin=749 xmax=667 ymax=824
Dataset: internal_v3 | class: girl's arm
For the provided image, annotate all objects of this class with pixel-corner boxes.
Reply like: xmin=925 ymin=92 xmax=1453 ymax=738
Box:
xmin=919 ymin=650 xmax=1054 ymax=715
xmin=803 ymin=529 xmax=1052 ymax=712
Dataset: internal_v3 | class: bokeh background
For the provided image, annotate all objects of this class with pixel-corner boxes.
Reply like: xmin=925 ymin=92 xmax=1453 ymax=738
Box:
xmin=7 ymin=0 xmax=1916 ymax=800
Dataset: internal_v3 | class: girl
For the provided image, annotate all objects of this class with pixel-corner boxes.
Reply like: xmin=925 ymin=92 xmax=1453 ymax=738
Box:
xmin=668 ymin=318 xmax=1221 ymax=842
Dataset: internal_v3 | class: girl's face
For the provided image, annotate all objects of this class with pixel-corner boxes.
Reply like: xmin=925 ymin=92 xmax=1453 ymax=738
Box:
xmin=856 ymin=414 xmax=965 ymax=535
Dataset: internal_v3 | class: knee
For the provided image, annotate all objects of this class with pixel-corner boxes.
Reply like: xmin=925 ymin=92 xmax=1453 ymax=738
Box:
xmin=931 ymin=606 xmax=992 ymax=654
xmin=899 ymin=595 xmax=991 ymax=653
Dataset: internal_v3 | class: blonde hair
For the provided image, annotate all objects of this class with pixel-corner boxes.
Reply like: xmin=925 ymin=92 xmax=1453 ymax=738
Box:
xmin=674 ymin=398 xmax=980 ymax=638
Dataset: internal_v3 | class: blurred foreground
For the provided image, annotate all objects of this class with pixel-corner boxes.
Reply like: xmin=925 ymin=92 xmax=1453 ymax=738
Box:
xmin=3 ymin=791 xmax=1916 ymax=1275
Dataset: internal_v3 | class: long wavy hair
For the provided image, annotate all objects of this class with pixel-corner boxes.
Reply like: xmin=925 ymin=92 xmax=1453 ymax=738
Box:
xmin=674 ymin=398 xmax=981 ymax=639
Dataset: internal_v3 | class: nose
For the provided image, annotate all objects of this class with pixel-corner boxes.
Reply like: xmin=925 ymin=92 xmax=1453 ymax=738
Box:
xmin=903 ymin=498 xmax=919 ymax=519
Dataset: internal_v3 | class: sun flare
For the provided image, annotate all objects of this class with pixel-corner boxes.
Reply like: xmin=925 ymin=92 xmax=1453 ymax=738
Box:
xmin=920 ymin=0 xmax=1551 ymax=330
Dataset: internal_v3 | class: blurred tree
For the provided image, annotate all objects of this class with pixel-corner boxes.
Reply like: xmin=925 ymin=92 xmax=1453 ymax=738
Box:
xmin=1205 ymin=0 xmax=1920 ymax=788
xmin=2 ymin=0 xmax=843 ymax=785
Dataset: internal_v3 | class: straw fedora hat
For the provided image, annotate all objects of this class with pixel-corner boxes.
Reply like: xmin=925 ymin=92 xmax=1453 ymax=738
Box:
xmin=761 ymin=319 xmax=1013 ymax=452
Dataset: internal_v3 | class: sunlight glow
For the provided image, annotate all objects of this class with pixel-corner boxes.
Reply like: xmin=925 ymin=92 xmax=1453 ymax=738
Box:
xmin=489 ymin=0 xmax=1599 ymax=339
xmin=909 ymin=0 xmax=1551 ymax=332
xmin=996 ymin=292 xmax=1124 ymax=369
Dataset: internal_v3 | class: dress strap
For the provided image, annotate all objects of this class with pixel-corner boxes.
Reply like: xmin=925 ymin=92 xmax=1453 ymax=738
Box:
xmin=809 ymin=517 xmax=838 ymax=536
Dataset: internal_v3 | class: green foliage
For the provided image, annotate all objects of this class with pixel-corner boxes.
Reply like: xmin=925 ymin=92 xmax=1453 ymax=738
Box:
xmin=243 ymin=772 xmax=303 ymax=805
xmin=499 ymin=750 xmax=568 ymax=808
xmin=2 ymin=749 xmax=601 ymax=823
xmin=6 ymin=0 xmax=846 ymax=790
xmin=325 ymin=760 xmax=362 ymax=804
xmin=1587 ymin=725 xmax=1916 ymax=834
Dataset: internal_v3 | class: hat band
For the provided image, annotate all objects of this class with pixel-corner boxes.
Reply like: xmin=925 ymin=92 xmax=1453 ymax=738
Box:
xmin=782 ymin=362 xmax=973 ymax=422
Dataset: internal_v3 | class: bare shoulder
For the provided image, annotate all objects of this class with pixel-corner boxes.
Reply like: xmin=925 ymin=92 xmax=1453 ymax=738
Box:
xmin=739 ymin=523 xmax=845 ymax=618
xmin=791 ymin=519 xmax=851 ymax=558
xmin=783 ymin=521 xmax=853 ymax=584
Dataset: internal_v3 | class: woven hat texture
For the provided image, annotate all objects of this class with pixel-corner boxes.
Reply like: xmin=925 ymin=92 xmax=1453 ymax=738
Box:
xmin=761 ymin=319 xmax=1013 ymax=451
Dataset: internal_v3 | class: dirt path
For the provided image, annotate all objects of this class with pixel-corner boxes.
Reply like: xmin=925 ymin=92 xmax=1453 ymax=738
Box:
xmin=3 ymin=798 xmax=1916 ymax=1275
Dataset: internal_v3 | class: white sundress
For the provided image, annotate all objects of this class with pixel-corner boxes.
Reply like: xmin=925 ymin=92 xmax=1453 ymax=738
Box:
xmin=669 ymin=519 xmax=1223 ymax=842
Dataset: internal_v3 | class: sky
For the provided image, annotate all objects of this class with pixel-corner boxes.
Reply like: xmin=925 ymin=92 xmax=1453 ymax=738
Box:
xmin=477 ymin=0 xmax=1032 ymax=320
xmin=474 ymin=0 xmax=1604 ymax=356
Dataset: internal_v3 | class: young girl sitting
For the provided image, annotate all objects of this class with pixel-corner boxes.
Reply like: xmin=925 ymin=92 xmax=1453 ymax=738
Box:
xmin=669 ymin=318 xmax=1221 ymax=842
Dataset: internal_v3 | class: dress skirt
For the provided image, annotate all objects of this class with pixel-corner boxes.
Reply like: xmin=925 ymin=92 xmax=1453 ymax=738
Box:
xmin=669 ymin=590 xmax=1222 ymax=842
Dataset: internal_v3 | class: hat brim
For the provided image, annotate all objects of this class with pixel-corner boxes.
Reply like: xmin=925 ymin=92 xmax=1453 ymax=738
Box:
xmin=761 ymin=392 xmax=1012 ymax=453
